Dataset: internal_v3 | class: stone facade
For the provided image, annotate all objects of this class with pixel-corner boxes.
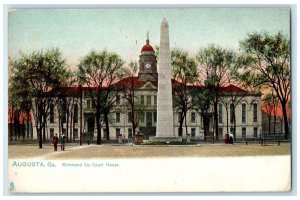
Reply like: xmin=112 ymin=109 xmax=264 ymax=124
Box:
xmin=31 ymin=87 xmax=262 ymax=141
xmin=30 ymin=54 xmax=262 ymax=142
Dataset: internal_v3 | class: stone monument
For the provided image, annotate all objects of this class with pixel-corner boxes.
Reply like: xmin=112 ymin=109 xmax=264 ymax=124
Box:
xmin=150 ymin=17 xmax=182 ymax=142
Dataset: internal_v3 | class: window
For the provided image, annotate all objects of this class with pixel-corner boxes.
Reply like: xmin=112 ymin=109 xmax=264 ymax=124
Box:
xmin=191 ymin=128 xmax=196 ymax=138
xmin=50 ymin=104 xmax=55 ymax=123
xmin=128 ymin=128 xmax=132 ymax=138
xmin=116 ymin=128 xmax=120 ymax=138
xmin=146 ymin=96 xmax=151 ymax=105
xmin=141 ymin=95 xmax=144 ymax=105
xmin=139 ymin=112 xmax=145 ymax=123
xmin=62 ymin=103 xmax=67 ymax=123
xmin=230 ymin=103 xmax=234 ymax=124
xmin=87 ymin=100 xmax=91 ymax=109
xmin=178 ymin=112 xmax=182 ymax=123
xmin=50 ymin=128 xmax=54 ymax=138
xmin=128 ymin=112 xmax=132 ymax=123
xmin=191 ymin=112 xmax=196 ymax=123
xmin=146 ymin=112 xmax=152 ymax=126
xmin=92 ymin=102 xmax=96 ymax=109
xmin=116 ymin=112 xmax=120 ymax=123
xmin=218 ymin=128 xmax=223 ymax=138
xmin=253 ymin=127 xmax=258 ymax=138
xmin=154 ymin=96 xmax=157 ymax=105
xmin=103 ymin=129 xmax=107 ymax=138
xmin=230 ymin=128 xmax=234 ymax=135
xmin=116 ymin=95 xmax=120 ymax=105
xmin=218 ymin=104 xmax=223 ymax=124
xmin=178 ymin=128 xmax=183 ymax=136
xmin=242 ymin=127 xmax=246 ymax=138
xmin=242 ymin=104 xmax=246 ymax=123
xmin=154 ymin=112 xmax=157 ymax=123
xmin=73 ymin=128 xmax=78 ymax=139
xmin=253 ymin=103 xmax=258 ymax=122
xmin=73 ymin=104 xmax=78 ymax=123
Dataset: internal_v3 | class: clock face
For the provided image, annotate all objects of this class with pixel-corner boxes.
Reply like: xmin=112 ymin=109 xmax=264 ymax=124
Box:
xmin=145 ymin=63 xmax=151 ymax=69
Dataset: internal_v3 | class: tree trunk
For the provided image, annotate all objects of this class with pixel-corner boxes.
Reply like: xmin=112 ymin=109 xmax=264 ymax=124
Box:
xmin=22 ymin=117 xmax=25 ymax=140
xmin=268 ymin=115 xmax=271 ymax=135
xmin=281 ymin=101 xmax=289 ymax=139
xmin=130 ymin=106 xmax=135 ymax=137
xmin=26 ymin=113 xmax=30 ymax=139
xmin=273 ymin=115 xmax=276 ymax=135
xmin=233 ymin=108 xmax=236 ymax=141
xmin=179 ymin=113 xmax=184 ymax=137
xmin=214 ymin=102 xmax=219 ymax=140
xmin=225 ymin=106 xmax=229 ymax=134
xmin=42 ymin=113 xmax=47 ymax=143
xmin=10 ymin=102 xmax=14 ymax=142
xmin=104 ymin=113 xmax=110 ymax=141
xmin=184 ymin=111 xmax=188 ymax=136
xmin=96 ymin=112 xmax=102 ymax=145
xmin=80 ymin=87 xmax=83 ymax=145
xmin=70 ymin=112 xmax=73 ymax=142
xmin=66 ymin=112 xmax=69 ymax=142
xmin=203 ymin=113 xmax=209 ymax=142
xmin=38 ymin=104 xmax=43 ymax=148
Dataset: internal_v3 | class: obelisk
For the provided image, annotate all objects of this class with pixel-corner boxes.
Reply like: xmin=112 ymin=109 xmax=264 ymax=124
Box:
xmin=150 ymin=17 xmax=182 ymax=142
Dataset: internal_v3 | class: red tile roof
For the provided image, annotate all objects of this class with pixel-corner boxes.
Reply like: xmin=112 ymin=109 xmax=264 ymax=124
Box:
xmin=48 ymin=86 xmax=107 ymax=95
xmin=113 ymin=76 xmax=148 ymax=88
xmin=113 ymin=76 xmax=185 ymax=89
xmin=220 ymin=84 xmax=247 ymax=93
xmin=47 ymin=79 xmax=250 ymax=95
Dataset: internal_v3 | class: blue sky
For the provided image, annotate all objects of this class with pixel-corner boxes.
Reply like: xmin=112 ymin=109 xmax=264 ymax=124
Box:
xmin=8 ymin=8 xmax=290 ymax=68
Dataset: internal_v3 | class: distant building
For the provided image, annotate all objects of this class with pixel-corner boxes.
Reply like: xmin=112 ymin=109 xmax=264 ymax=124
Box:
xmin=30 ymin=38 xmax=262 ymax=142
xmin=261 ymin=104 xmax=291 ymax=136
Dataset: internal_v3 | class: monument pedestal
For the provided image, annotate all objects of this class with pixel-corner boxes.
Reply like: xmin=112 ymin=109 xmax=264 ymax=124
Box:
xmin=135 ymin=134 xmax=144 ymax=145
xmin=149 ymin=136 xmax=182 ymax=143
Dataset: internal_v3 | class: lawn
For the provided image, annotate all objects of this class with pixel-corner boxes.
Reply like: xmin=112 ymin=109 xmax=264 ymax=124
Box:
xmin=8 ymin=143 xmax=291 ymax=160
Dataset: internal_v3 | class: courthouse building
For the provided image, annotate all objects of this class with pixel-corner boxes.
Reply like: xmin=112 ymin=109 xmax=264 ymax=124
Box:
xmin=32 ymin=38 xmax=262 ymax=142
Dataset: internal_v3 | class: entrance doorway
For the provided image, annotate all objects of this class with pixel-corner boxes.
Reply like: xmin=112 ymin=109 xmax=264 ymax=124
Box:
xmin=87 ymin=117 xmax=95 ymax=140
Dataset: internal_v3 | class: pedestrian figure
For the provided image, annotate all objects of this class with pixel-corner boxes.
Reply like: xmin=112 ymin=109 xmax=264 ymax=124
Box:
xmin=224 ymin=133 xmax=229 ymax=144
xmin=229 ymin=132 xmax=234 ymax=144
xmin=52 ymin=133 xmax=58 ymax=151
xmin=61 ymin=133 xmax=66 ymax=151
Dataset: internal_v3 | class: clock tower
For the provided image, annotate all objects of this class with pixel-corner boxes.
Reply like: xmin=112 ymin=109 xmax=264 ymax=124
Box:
xmin=138 ymin=32 xmax=158 ymax=81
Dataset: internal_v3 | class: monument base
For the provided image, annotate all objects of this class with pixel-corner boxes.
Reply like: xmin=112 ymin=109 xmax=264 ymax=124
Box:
xmin=149 ymin=136 xmax=182 ymax=143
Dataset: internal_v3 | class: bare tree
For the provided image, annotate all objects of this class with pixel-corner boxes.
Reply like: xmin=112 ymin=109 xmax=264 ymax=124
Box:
xmin=9 ymin=48 xmax=69 ymax=148
xmin=171 ymin=48 xmax=198 ymax=137
xmin=239 ymin=32 xmax=290 ymax=139
xmin=196 ymin=45 xmax=235 ymax=140
xmin=114 ymin=61 xmax=148 ymax=140
xmin=77 ymin=50 xmax=124 ymax=144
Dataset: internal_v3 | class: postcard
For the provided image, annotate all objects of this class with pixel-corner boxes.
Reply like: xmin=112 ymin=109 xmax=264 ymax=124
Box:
xmin=7 ymin=7 xmax=292 ymax=193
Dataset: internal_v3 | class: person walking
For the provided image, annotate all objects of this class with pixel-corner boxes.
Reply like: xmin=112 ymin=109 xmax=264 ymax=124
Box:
xmin=61 ymin=133 xmax=66 ymax=151
xmin=229 ymin=132 xmax=234 ymax=145
xmin=224 ymin=133 xmax=229 ymax=144
xmin=52 ymin=133 xmax=58 ymax=151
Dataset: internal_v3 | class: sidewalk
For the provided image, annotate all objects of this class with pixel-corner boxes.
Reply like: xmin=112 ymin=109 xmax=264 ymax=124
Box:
xmin=33 ymin=145 xmax=92 ymax=160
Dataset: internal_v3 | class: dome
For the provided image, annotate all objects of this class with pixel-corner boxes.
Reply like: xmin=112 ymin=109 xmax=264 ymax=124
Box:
xmin=141 ymin=38 xmax=154 ymax=52
xmin=141 ymin=44 xmax=154 ymax=52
